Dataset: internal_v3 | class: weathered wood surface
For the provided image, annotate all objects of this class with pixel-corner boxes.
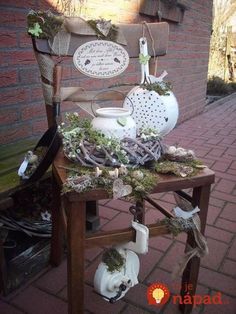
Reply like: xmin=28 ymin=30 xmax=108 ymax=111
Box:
xmin=33 ymin=22 xmax=169 ymax=57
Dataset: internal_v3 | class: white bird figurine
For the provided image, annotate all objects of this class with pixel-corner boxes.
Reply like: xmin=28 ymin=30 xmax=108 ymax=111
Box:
xmin=173 ymin=206 xmax=200 ymax=220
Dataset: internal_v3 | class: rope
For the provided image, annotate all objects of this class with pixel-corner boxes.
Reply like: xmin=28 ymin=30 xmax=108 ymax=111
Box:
xmin=142 ymin=21 xmax=158 ymax=76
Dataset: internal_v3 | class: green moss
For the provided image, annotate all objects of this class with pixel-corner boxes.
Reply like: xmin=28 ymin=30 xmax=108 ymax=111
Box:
xmin=155 ymin=159 xmax=203 ymax=177
xmin=140 ymin=81 xmax=172 ymax=96
xmin=87 ymin=19 xmax=119 ymax=42
xmin=102 ymin=248 xmax=125 ymax=273
xmin=27 ymin=10 xmax=63 ymax=39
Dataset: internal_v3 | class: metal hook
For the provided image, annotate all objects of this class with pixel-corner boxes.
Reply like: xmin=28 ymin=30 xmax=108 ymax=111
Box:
xmin=129 ymin=205 xmax=143 ymax=222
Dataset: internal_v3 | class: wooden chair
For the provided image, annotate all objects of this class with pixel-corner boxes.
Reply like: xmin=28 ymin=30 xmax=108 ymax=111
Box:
xmin=32 ymin=18 xmax=215 ymax=314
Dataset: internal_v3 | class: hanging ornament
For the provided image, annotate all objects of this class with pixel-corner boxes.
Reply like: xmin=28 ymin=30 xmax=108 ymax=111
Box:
xmin=123 ymin=37 xmax=179 ymax=136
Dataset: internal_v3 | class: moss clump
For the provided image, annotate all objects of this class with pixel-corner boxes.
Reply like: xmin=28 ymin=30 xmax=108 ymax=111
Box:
xmin=27 ymin=10 xmax=63 ymax=39
xmin=140 ymin=81 xmax=172 ymax=96
xmin=87 ymin=19 xmax=119 ymax=42
xmin=102 ymin=248 xmax=125 ymax=273
xmin=155 ymin=159 xmax=204 ymax=177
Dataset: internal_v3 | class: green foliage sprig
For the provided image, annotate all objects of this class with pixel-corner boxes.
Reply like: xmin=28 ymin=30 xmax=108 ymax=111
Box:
xmin=27 ymin=10 xmax=63 ymax=39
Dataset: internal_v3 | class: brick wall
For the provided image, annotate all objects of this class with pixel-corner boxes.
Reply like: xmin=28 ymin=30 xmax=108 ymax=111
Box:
xmin=0 ymin=0 xmax=213 ymax=145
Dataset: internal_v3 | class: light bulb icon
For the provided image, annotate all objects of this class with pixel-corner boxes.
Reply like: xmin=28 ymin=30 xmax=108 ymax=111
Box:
xmin=152 ymin=288 xmax=165 ymax=304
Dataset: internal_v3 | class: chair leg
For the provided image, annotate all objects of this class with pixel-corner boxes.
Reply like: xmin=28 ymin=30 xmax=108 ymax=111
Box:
xmin=50 ymin=174 xmax=64 ymax=266
xmin=179 ymin=184 xmax=211 ymax=314
xmin=0 ymin=240 xmax=7 ymax=295
xmin=67 ymin=200 xmax=86 ymax=314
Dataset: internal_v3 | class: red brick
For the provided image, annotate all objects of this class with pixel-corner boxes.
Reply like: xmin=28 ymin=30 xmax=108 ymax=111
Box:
xmin=198 ymin=267 xmax=236 ymax=297
xmin=12 ymin=286 xmax=68 ymax=314
xmin=35 ymin=259 xmax=67 ymax=294
xmin=32 ymin=119 xmax=48 ymax=134
xmin=149 ymin=236 xmax=172 ymax=252
xmin=212 ymin=161 xmax=232 ymax=172
xmin=21 ymin=104 xmax=46 ymax=121
xmin=144 ymin=208 xmax=165 ymax=224
xmin=215 ymin=218 xmax=236 ymax=233
xmin=125 ymin=283 xmax=159 ymax=312
xmin=8 ymin=51 xmax=36 ymax=66
xmin=31 ymin=87 xmax=43 ymax=101
xmin=19 ymin=32 xmax=32 ymax=48
xmin=138 ymin=248 xmax=162 ymax=282
xmin=102 ymin=212 xmax=132 ymax=231
xmin=228 ymin=238 xmax=236 ymax=260
xmin=0 ymin=70 xmax=18 ymax=87
xmin=0 ymin=31 xmax=17 ymax=48
xmin=211 ymin=191 xmax=236 ymax=204
xmin=206 ymin=205 xmax=221 ymax=225
xmin=0 ymin=0 xmax=35 ymax=7
xmin=0 ymin=108 xmax=19 ymax=125
xmin=98 ymin=205 xmax=119 ymax=220
xmin=230 ymin=161 xmax=236 ymax=170
xmin=220 ymin=203 xmax=236 ymax=222
xmin=215 ymin=179 xmax=235 ymax=194
xmin=159 ymin=241 xmax=185 ymax=271
xmin=105 ymin=199 xmax=132 ymax=213
xmin=85 ymin=247 xmax=103 ymax=262
xmin=1 ymin=10 xmax=26 ymax=27
xmin=0 ymin=88 xmax=29 ymax=106
xmin=19 ymin=67 xmax=40 ymax=84
xmin=202 ymin=292 xmax=236 ymax=314
xmin=201 ymin=238 xmax=228 ymax=270
xmin=205 ymin=225 xmax=233 ymax=243
xmin=209 ymin=196 xmax=225 ymax=209
xmin=221 ymin=259 xmax=236 ymax=277
xmin=0 ymin=124 xmax=32 ymax=144
xmin=0 ymin=301 xmax=24 ymax=314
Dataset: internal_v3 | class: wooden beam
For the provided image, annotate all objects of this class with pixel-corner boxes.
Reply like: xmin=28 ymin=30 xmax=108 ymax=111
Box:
xmin=85 ymin=223 xmax=169 ymax=248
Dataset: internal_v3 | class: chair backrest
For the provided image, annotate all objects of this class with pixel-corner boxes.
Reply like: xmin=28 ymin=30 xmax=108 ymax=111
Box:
xmin=32 ymin=18 xmax=169 ymax=127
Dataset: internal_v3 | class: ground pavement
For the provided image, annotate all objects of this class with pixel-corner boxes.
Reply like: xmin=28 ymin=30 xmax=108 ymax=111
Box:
xmin=1 ymin=95 xmax=236 ymax=314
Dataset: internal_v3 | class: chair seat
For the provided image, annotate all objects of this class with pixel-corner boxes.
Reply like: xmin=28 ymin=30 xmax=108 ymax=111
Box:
xmin=53 ymin=148 xmax=215 ymax=201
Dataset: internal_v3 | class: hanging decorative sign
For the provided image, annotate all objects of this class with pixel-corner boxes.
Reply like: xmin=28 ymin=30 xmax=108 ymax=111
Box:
xmin=73 ymin=40 xmax=129 ymax=78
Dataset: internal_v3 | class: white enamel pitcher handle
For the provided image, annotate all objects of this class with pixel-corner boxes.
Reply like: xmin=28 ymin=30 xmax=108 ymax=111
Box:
xmin=139 ymin=37 xmax=150 ymax=84
xmin=91 ymin=90 xmax=135 ymax=116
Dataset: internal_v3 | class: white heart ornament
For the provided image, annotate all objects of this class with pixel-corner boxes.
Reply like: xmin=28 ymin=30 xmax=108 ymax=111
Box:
xmin=113 ymin=178 xmax=132 ymax=199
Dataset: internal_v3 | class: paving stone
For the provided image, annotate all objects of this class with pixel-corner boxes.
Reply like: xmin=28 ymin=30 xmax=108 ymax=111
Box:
xmin=201 ymin=238 xmax=228 ymax=270
xmin=34 ymin=259 xmax=67 ymax=294
xmin=59 ymin=284 xmax=126 ymax=313
xmin=0 ymin=301 xmax=24 ymax=314
xmin=205 ymin=225 xmax=233 ymax=243
xmin=159 ymin=242 xmax=185 ymax=272
xmin=215 ymin=218 xmax=236 ymax=233
xmin=211 ymin=190 xmax=236 ymax=204
xmin=144 ymin=208 xmax=164 ymax=224
xmin=220 ymin=203 xmax=236 ymax=222
xmin=12 ymin=286 xmax=68 ymax=314
xmin=227 ymin=237 xmax=236 ymax=260
xmin=122 ymin=304 xmax=153 ymax=313
xmin=206 ymin=205 xmax=222 ymax=225
xmin=198 ymin=267 xmax=236 ymax=297
xmin=215 ymin=179 xmax=235 ymax=194
xmin=149 ymin=236 xmax=172 ymax=252
xmin=99 ymin=205 xmax=119 ymax=220
xmin=200 ymin=291 xmax=236 ymax=314
xmin=220 ymin=259 xmax=236 ymax=277
xmin=102 ymin=212 xmax=132 ymax=231
xmin=209 ymin=196 xmax=225 ymax=208
xmin=163 ymin=298 xmax=202 ymax=314
xmin=138 ymin=248 xmax=163 ymax=282
xmin=105 ymin=199 xmax=132 ymax=213
xmin=85 ymin=247 xmax=103 ymax=262
xmin=124 ymin=283 xmax=160 ymax=312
